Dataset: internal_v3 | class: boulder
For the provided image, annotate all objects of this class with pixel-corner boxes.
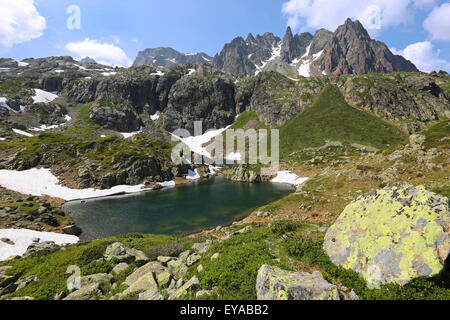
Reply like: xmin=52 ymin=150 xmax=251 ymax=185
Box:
xmin=186 ymin=254 xmax=201 ymax=266
xmin=124 ymin=261 xmax=166 ymax=286
xmin=112 ymin=262 xmax=129 ymax=275
xmin=157 ymin=256 xmax=175 ymax=266
xmin=104 ymin=242 xmax=148 ymax=264
xmin=64 ymin=283 xmax=102 ymax=300
xmin=167 ymin=260 xmax=188 ymax=280
xmin=22 ymin=241 xmax=60 ymax=258
xmin=120 ymin=273 xmax=159 ymax=299
xmin=80 ymin=273 xmax=112 ymax=288
xmin=168 ymin=276 xmax=200 ymax=300
xmin=324 ymin=183 xmax=449 ymax=288
xmin=62 ymin=225 xmax=82 ymax=236
xmin=156 ymin=271 xmax=172 ymax=288
xmin=256 ymin=265 xmax=340 ymax=300
xmin=192 ymin=241 xmax=212 ymax=254
xmin=138 ymin=288 xmax=164 ymax=300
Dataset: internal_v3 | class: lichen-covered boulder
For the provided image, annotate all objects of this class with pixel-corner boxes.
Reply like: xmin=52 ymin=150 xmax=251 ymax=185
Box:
xmin=104 ymin=242 xmax=149 ymax=264
xmin=324 ymin=183 xmax=449 ymax=288
xmin=256 ymin=265 xmax=340 ymax=300
xmin=168 ymin=276 xmax=200 ymax=300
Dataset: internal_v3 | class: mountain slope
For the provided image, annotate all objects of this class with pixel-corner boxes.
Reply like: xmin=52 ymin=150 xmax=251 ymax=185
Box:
xmin=279 ymin=84 xmax=407 ymax=158
xmin=133 ymin=47 xmax=212 ymax=67
xmin=213 ymin=19 xmax=417 ymax=77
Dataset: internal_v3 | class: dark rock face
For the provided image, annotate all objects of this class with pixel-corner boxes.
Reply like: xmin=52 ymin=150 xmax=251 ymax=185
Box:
xmin=213 ymin=19 xmax=418 ymax=77
xmin=314 ymin=19 xmax=418 ymax=76
xmin=161 ymin=76 xmax=236 ymax=133
xmin=213 ymin=32 xmax=282 ymax=77
xmin=83 ymin=65 xmax=237 ymax=133
xmin=280 ymin=27 xmax=314 ymax=63
xmin=133 ymin=47 xmax=213 ymax=67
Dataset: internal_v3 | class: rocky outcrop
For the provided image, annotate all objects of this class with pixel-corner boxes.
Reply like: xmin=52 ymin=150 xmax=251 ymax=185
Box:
xmin=324 ymin=183 xmax=449 ymax=288
xmin=161 ymin=74 xmax=236 ymax=133
xmin=256 ymin=265 xmax=340 ymax=300
xmin=225 ymin=165 xmax=270 ymax=183
xmin=333 ymin=72 xmax=450 ymax=133
xmin=313 ymin=19 xmax=418 ymax=76
xmin=133 ymin=47 xmax=212 ymax=67
xmin=213 ymin=19 xmax=417 ymax=77
xmin=104 ymin=242 xmax=149 ymax=264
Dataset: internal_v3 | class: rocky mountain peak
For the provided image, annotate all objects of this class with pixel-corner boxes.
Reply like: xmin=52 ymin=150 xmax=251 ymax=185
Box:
xmin=133 ymin=47 xmax=212 ymax=67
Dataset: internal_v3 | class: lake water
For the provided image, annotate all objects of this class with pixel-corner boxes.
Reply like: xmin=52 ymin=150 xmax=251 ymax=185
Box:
xmin=64 ymin=176 xmax=293 ymax=240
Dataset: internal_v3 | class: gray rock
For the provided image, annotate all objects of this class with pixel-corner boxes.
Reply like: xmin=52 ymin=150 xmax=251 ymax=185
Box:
xmin=104 ymin=242 xmax=148 ymax=264
xmin=256 ymin=265 xmax=340 ymax=300
xmin=62 ymin=225 xmax=82 ymax=236
xmin=168 ymin=276 xmax=200 ymax=300
xmin=1 ymin=238 xmax=14 ymax=245
xmin=112 ymin=262 xmax=129 ymax=275
xmin=124 ymin=261 xmax=166 ymax=287
xmin=22 ymin=241 xmax=60 ymax=258
xmin=167 ymin=260 xmax=188 ymax=280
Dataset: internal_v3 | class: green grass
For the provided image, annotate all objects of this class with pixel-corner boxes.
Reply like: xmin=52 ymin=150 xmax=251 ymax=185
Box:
xmin=279 ymin=85 xmax=407 ymax=158
xmin=423 ymin=119 xmax=450 ymax=149
xmin=62 ymin=104 xmax=102 ymax=140
xmin=191 ymin=226 xmax=289 ymax=300
xmin=0 ymin=78 xmax=32 ymax=97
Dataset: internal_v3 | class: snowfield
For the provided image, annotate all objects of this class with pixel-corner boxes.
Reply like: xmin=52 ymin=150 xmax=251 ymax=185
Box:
xmin=32 ymin=89 xmax=58 ymax=104
xmin=120 ymin=126 xmax=144 ymax=138
xmin=0 ymin=168 xmax=175 ymax=201
xmin=271 ymin=171 xmax=309 ymax=186
xmin=12 ymin=128 xmax=33 ymax=137
xmin=170 ymin=125 xmax=231 ymax=159
xmin=0 ymin=229 xmax=79 ymax=262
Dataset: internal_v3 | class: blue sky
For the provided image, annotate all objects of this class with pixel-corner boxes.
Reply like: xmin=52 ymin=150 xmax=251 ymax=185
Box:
xmin=1 ymin=0 xmax=449 ymax=72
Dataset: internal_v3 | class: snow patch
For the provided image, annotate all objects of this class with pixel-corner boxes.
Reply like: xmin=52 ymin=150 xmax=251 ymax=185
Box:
xmin=255 ymin=43 xmax=282 ymax=75
xmin=271 ymin=171 xmax=309 ymax=186
xmin=170 ymin=125 xmax=231 ymax=159
xmin=120 ymin=126 xmax=144 ymax=138
xmin=32 ymin=89 xmax=58 ymax=104
xmin=150 ymin=70 xmax=165 ymax=76
xmin=157 ymin=180 xmax=176 ymax=188
xmin=150 ymin=111 xmax=161 ymax=121
xmin=18 ymin=61 xmax=29 ymax=67
xmin=0 ymin=229 xmax=79 ymax=261
xmin=101 ymin=72 xmax=117 ymax=77
xmin=12 ymin=129 xmax=33 ymax=137
xmin=187 ymin=68 xmax=196 ymax=76
xmin=186 ymin=169 xmax=201 ymax=180
xmin=225 ymin=152 xmax=242 ymax=161
xmin=0 ymin=168 xmax=154 ymax=201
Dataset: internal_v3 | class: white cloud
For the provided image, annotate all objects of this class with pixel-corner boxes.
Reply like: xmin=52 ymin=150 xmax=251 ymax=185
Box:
xmin=0 ymin=0 xmax=46 ymax=50
xmin=113 ymin=36 xmax=120 ymax=44
xmin=66 ymin=38 xmax=132 ymax=67
xmin=424 ymin=3 xmax=450 ymax=41
xmin=282 ymin=0 xmax=418 ymax=32
xmin=392 ymin=41 xmax=450 ymax=72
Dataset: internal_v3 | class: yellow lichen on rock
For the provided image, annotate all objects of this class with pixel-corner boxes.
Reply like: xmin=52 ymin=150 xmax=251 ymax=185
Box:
xmin=324 ymin=183 xmax=449 ymax=287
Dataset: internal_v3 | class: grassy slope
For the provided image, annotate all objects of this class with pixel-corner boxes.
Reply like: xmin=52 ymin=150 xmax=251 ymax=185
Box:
xmin=279 ymin=84 xmax=407 ymax=158
xmin=1 ymin=222 xmax=448 ymax=300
